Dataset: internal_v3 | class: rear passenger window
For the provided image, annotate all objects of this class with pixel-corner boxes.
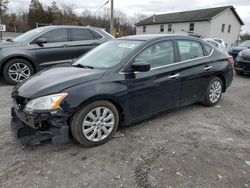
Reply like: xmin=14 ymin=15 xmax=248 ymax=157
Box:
xmin=135 ymin=41 xmax=174 ymax=69
xmin=203 ymin=44 xmax=213 ymax=56
xmin=41 ymin=28 xmax=68 ymax=43
xmin=70 ymin=28 xmax=93 ymax=41
xmin=177 ymin=40 xmax=204 ymax=61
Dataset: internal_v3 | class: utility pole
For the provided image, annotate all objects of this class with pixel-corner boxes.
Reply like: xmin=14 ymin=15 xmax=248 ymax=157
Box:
xmin=110 ymin=0 xmax=114 ymax=36
xmin=0 ymin=0 xmax=2 ymax=41
xmin=0 ymin=0 xmax=7 ymax=41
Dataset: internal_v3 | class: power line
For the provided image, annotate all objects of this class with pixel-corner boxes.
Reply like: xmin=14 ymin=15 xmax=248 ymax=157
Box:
xmin=94 ymin=0 xmax=110 ymax=14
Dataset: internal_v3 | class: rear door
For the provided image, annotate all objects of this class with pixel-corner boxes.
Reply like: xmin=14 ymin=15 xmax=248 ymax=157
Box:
xmin=68 ymin=28 xmax=99 ymax=59
xmin=175 ymin=39 xmax=214 ymax=105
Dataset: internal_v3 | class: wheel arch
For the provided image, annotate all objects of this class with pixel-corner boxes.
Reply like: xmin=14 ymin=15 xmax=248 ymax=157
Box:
xmin=0 ymin=55 xmax=37 ymax=75
xmin=215 ymin=73 xmax=226 ymax=92
xmin=74 ymin=95 xmax=125 ymax=125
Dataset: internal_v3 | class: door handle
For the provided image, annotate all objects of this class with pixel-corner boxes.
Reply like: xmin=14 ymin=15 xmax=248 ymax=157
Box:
xmin=168 ymin=73 xmax=180 ymax=79
xmin=63 ymin=44 xmax=69 ymax=48
xmin=204 ymin=66 xmax=212 ymax=71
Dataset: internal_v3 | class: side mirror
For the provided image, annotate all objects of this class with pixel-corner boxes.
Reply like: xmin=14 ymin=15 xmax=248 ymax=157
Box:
xmin=36 ymin=37 xmax=47 ymax=46
xmin=131 ymin=61 xmax=151 ymax=72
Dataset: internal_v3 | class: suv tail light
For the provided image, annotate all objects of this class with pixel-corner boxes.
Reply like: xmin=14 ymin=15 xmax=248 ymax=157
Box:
xmin=227 ymin=55 xmax=234 ymax=64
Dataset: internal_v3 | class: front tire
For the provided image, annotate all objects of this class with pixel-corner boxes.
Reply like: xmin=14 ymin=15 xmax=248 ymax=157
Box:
xmin=202 ymin=77 xmax=223 ymax=107
xmin=71 ymin=101 xmax=119 ymax=147
xmin=3 ymin=58 xmax=34 ymax=85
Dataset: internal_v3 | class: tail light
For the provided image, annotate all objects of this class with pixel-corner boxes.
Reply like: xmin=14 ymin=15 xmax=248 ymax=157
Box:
xmin=227 ymin=55 xmax=234 ymax=64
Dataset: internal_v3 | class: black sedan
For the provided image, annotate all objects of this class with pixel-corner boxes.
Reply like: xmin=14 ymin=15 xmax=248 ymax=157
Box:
xmin=0 ymin=25 xmax=113 ymax=84
xmin=11 ymin=35 xmax=233 ymax=147
xmin=234 ymin=49 xmax=250 ymax=75
xmin=228 ymin=40 xmax=250 ymax=59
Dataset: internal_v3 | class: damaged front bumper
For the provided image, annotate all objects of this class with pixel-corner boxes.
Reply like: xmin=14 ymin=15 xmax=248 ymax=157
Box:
xmin=11 ymin=107 xmax=70 ymax=146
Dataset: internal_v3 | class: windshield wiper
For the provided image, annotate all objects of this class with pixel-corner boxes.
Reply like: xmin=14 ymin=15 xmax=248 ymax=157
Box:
xmin=73 ymin=64 xmax=94 ymax=69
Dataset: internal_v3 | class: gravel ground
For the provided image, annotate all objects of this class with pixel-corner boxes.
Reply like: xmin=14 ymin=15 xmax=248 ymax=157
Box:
xmin=0 ymin=74 xmax=250 ymax=188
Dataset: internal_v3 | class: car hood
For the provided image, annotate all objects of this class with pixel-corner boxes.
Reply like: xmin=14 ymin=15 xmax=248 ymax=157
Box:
xmin=231 ymin=46 xmax=248 ymax=52
xmin=13 ymin=66 xmax=105 ymax=99
xmin=240 ymin=49 xmax=250 ymax=56
xmin=0 ymin=41 xmax=23 ymax=48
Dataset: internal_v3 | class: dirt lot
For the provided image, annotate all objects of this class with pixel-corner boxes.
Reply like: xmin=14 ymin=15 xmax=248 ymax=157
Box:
xmin=0 ymin=74 xmax=250 ymax=188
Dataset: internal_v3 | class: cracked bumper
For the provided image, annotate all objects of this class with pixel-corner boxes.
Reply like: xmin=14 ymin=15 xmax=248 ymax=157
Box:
xmin=11 ymin=107 xmax=69 ymax=144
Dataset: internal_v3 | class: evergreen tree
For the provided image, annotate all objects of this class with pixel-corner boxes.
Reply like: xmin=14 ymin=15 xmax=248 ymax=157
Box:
xmin=28 ymin=0 xmax=46 ymax=28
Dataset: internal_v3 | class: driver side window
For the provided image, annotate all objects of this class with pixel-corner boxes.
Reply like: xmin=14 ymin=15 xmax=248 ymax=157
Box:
xmin=39 ymin=28 xmax=68 ymax=43
xmin=135 ymin=40 xmax=174 ymax=69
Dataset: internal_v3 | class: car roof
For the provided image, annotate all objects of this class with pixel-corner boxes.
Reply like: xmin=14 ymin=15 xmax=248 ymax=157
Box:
xmin=35 ymin=25 xmax=104 ymax=31
xmin=203 ymin=38 xmax=218 ymax=42
xmin=118 ymin=34 xmax=201 ymax=41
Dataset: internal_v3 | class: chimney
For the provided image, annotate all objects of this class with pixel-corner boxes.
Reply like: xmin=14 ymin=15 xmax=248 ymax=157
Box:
xmin=153 ymin=14 xmax=156 ymax=23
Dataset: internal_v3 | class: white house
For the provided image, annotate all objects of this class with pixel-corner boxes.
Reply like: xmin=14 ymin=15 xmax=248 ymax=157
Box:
xmin=136 ymin=6 xmax=244 ymax=49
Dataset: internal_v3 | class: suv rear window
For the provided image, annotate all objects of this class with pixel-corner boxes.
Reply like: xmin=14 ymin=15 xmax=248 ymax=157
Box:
xmin=70 ymin=28 xmax=93 ymax=41
xmin=90 ymin=30 xmax=103 ymax=39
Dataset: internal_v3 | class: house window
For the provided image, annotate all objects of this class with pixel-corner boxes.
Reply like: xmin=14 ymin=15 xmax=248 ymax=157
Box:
xmin=160 ymin=24 xmax=164 ymax=32
xmin=228 ymin=25 xmax=231 ymax=33
xmin=168 ymin=24 xmax=172 ymax=32
xmin=189 ymin=23 xmax=195 ymax=32
xmin=221 ymin=24 xmax=225 ymax=32
xmin=143 ymin=26 xmax=146 ymax=33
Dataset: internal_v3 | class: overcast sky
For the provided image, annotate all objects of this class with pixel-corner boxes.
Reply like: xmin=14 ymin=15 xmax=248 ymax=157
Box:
xmin=8 ymin=0 xmax=250 ymax=32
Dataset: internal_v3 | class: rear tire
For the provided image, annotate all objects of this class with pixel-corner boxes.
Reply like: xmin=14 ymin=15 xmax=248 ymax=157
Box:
xmin=3 ymin=58 xmax=34 ymax=85
xmin=71 ymin=100 xmax=119 ymax=147
xmin=202 ymin=77 xmax=223 ymax=107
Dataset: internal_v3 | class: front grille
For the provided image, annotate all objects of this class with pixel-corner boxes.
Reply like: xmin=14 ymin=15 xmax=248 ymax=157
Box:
xmin=243 ymin=56 xmax=250 ymax=61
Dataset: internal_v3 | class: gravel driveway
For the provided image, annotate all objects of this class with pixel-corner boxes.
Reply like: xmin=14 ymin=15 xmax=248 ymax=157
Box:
xmin=0 ymin=74 xmax=250 ymax=188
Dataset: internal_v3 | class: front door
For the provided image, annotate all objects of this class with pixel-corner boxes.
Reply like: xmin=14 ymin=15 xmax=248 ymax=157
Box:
xmin=125 ymin=40 xmax=181 ymax=120
xmin=30 ymin=28 xmax=73 ymax=68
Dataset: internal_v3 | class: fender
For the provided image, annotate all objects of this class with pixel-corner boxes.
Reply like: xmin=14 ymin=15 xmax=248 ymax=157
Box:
xmin=0 ymin=54 xmax=37 ymax=73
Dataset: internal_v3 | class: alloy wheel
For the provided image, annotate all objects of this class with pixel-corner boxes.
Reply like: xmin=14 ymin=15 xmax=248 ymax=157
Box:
xmin=209 ymin=80 xmax=222 ymax=103
xmin=8 ymin=63 xmax=31 ymax=83
xmin=82 ymin=107 xmax=115 ymax=142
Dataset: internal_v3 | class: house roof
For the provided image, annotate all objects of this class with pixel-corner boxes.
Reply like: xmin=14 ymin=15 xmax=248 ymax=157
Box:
xmin=136 ymin=6 xmax=244 ymax=26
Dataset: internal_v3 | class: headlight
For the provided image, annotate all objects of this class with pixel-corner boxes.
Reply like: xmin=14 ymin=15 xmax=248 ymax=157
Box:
xmin=237 ymin=52 xmax=243 ymax=61
xmin=24 ymin=93 xmax=68 ymax=112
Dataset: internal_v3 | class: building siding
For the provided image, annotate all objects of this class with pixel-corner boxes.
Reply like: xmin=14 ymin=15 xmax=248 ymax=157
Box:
xmin=136 ymin=21 xmax=211 ymax=37
xmin=209 ymin=8 xmax=241 ymax=49
xmin=136 ymin=8 xmax=242 ymax=49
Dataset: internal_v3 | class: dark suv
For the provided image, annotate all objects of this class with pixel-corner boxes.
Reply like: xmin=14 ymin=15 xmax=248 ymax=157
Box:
xmin=0 ymin=25 xmax=113 ymax=84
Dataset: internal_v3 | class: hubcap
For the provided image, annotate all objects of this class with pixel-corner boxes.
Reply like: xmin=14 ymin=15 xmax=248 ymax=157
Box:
xmin=82 ymin=107 xmax=115 ymax=142
xmin=209 ymin=80 xmax=222 ymax=103
xmin=8 ymin=63 xmax=31 ymax=83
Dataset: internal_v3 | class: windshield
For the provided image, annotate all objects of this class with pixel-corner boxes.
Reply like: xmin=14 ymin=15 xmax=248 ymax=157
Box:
xmin=239 ymin=40 xmax=250 ymax=47
xmin=73 ymin=40 xmax=144 ymax=69
xmin=13 ymin=27 xmax=46 ymax=42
